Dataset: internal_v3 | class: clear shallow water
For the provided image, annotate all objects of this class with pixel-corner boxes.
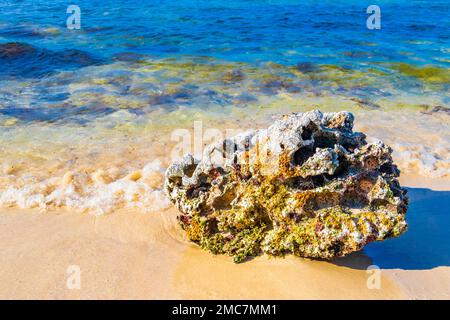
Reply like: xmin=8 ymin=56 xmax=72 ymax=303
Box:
xmin=0 ymin=0 xmax=449 ymax=213
xmin=0 ymin=0 xmax=449 ymax=122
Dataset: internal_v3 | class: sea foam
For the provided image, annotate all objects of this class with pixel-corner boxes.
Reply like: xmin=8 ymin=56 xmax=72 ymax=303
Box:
xmin=0 ymin=160 xmax=170 ymax=215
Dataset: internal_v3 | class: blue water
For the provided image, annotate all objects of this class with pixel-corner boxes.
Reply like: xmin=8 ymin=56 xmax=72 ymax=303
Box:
xmin=0 ymin=1 xmax=448 ymax=123
xmin=0 ymin=0 xmax=449 ymax=69
xmin=364 ymin=188 xmax=450 ymax=270
xmin=332 ymin=188 xmax=450 ymax=270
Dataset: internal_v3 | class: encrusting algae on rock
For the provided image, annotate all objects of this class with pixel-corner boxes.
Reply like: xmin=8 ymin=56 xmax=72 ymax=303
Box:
xmin=165 ymin=110 xmax=408 ymax=263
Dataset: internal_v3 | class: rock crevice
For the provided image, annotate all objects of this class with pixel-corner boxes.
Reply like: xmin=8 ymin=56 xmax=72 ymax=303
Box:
xmin=165 ymin=110 xmax=408 ymax=262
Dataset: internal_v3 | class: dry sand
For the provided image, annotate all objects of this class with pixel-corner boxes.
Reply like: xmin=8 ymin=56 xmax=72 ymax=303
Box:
xmin=0 ymin=174 xmax=448 ymax=300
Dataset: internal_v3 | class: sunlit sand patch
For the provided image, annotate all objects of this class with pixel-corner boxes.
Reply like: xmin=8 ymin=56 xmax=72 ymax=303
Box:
xmin=172 ymin=245 xmax=406 ymax=299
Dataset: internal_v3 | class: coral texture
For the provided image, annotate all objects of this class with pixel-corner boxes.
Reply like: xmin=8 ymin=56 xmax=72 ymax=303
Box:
xmin=165 ymin=110 xmax=408 ymax=262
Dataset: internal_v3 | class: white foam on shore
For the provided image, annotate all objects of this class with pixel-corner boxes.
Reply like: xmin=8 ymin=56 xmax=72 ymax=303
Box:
xmin=1 ymin=103 xmax=449 ymax=215
xmin=393 ymin=143 xmax=450 ymax=179
xmin=355 ymin=110 xmax=449 ymax=179
xmin=0 ymin=160 xmax=170 ymax=215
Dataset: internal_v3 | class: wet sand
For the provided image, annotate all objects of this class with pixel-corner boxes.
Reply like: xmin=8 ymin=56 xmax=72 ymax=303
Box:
xmin=0 ymin=175 xmax=448 ymax=299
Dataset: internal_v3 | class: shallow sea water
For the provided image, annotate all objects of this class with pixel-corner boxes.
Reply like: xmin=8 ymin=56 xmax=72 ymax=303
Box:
xmin=0 ymin=0 xmax=448 ymax=213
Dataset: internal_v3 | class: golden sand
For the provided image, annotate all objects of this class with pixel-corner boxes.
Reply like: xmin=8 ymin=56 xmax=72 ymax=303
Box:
xmin=0 ymin=107 xmax=448 ymax=299
xmin=0 ymin=195 xmax=448 ymax=300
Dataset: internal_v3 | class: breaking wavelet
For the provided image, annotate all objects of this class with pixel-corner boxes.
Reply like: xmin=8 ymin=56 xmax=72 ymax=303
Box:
xmin=0 ymin=0 xmax=448 ymax=214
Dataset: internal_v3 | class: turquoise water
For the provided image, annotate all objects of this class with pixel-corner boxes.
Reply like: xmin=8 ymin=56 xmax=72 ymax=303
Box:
xmin=364 ymin=188 xmax=450 ymax=270
xmin=0 ymin=0 xmax=449 ymax=124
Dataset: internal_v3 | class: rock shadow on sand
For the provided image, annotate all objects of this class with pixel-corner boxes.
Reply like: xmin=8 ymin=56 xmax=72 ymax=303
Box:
xmin=332 ymin=187 xmax=450 ymax=270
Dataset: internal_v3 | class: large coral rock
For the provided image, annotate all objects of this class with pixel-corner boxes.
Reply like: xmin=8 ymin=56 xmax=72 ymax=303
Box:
xmin=165 ymin=110 xmax=408 ymax=262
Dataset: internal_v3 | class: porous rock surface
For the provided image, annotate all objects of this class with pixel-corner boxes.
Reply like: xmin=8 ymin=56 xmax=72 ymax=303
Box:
xmin=165 ymin=110 xmax=408 ymax=262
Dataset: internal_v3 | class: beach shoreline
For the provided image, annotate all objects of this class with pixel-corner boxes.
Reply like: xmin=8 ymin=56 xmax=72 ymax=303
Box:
xmin=0 ymin=0 xmax=449 ymax=301
xmin=0 ymin=174 xmax=448 ymax=300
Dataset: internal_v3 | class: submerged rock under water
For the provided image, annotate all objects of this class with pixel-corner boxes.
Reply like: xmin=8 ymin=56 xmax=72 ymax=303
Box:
xmin=0 ymin=42 xmax=102 ymax=78
xmin=165 ymin=110 xmax=408 ymax=263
